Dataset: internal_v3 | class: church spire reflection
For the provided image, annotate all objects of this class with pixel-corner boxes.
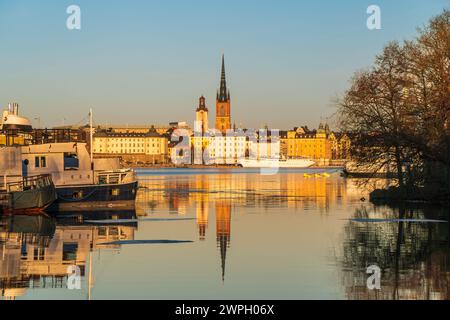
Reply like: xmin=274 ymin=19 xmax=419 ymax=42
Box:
xmin=216 ymin=201 xmax=231 ymax=282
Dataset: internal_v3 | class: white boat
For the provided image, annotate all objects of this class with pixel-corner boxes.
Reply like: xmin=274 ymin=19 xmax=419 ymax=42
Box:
xmin=0 ymin=106 xmax=138 ymax=212
xmin=238 ymin=158 xmax=315 ymax=168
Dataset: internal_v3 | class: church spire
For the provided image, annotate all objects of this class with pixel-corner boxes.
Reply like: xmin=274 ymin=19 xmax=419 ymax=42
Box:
xmin=218 ymin=54 xmax=229 ymax=103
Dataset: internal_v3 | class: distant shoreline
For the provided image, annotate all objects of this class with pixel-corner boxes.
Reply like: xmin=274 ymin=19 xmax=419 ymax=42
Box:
xmin=127 ymin=164 xmax=345 ymax=170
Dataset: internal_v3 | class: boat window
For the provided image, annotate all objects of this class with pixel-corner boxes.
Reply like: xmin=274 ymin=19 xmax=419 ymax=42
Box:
xmin=109 ymin=227 xmax=119 ymax=236
xmin=64 ymin=153 xmax=79 ymax=170
xmin=109 ymin=175 xmax=119 ymax=184
xmin=73 ymin=191 xmax=83 ymax=199
xmin=99 ymin=175 xmax=107 ymax=184
xmin=98 ymin=227 xmax=107 ymax=237
xmin=62 ymin=243 xmax=78 ymax=261
xmin=35 ymin=156 xmax=47 ymax=168
xmin=110 ymin=189 xmax=120 ymax=196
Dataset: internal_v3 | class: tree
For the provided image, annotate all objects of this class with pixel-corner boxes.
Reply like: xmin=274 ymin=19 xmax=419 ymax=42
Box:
xmin=339 ymin=42 xmax=413 ymax=188
xmin=339 ymin=10 xmax=450 ymax=201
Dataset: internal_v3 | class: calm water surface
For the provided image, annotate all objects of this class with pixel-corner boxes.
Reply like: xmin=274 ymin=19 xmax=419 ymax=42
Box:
xmin=1 ymin=169 xmax=449 ymax=300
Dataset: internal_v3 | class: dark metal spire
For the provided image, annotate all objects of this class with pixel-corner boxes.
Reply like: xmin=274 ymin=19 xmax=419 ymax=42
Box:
xmin=218 ymin=54 xmax=229 ymax=102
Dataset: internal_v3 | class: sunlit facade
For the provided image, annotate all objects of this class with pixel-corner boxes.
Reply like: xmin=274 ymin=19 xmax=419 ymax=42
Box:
xmin=93 ymin=126 xmax=169 ymax=164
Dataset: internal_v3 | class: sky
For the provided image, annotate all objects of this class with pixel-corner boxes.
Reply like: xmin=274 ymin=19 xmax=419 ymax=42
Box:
xmin=0 ymin=0 xmax=448 ymax=129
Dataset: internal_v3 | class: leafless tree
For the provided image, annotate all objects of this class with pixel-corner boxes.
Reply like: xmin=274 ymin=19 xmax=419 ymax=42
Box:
xmin=338 ymin=10 xmax=450 ymax=200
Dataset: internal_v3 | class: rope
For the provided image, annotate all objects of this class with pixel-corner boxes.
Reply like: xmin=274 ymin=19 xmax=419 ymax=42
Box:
xmin=56 ymin=186 xmax=100 ymax=202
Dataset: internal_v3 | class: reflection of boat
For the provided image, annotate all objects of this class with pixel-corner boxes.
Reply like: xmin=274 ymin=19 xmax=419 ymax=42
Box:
xmin=1 ymin=214 xmax=56 ymax=300
xmin=54 ymin=210 xmax=138 ymax=227
xmin=0 ymin=210 xmax=137 ymax=300
xmin=238 ymin=158 xmax=315 ymax=168
xmin=1 ymin=213 xmax=55 ymax=237
xmin=0 ymin=174 xmax=57 ymax=215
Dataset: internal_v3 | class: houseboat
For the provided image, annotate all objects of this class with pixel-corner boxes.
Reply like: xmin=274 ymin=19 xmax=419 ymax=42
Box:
xmin=1 ymin=104 xmax=138 ymax=212
xmin=0 ymin=142 xmax=138 ymax=212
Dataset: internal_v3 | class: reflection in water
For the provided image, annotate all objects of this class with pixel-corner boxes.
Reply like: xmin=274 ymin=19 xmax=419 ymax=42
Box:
xmin=1 ymin=212 xmax=136 ymax=300
xmin=216 ymin=201 xmax=231 ymax=282
xmin=1 ymin=169 xmax=449 ymax=299
xmin=340 ymin=205 xmax=450 ymax=300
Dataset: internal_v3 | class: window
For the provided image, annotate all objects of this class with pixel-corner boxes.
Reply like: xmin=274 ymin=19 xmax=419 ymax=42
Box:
xmin=64 ymin=153 xmax=79 ymax=170
xmin=73 ymin=191 xmax=84 ymax=199
xmin=35 ymin=156 xmax=46 ymax=168
xmin=63 ymin=243 xmax=78 ymax=261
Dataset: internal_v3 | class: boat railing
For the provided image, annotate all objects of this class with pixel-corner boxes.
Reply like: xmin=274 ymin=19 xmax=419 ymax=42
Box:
xmin=5 ymin=174 xmax=53 ymax=193
xmin=96 ymin=169 xmax=136 ymax=185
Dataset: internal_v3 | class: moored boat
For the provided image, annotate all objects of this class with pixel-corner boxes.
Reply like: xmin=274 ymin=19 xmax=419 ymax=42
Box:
xmin=0 ymin=174 xmax=57 ymax=215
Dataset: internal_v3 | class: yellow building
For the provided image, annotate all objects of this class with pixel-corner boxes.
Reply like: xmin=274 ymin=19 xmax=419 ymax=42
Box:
xmin=93 ymin=126 xmax=168 ymax=164
xmin=282 ymin=124 xmax=332 ymax=162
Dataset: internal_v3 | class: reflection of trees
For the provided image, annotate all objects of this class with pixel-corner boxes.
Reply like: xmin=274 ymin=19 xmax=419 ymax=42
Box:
xmin=340 ymin=205 xmax=450 ymax=300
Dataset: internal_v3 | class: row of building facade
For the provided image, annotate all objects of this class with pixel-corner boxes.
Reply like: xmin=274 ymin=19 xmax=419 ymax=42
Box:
xmin=91 ymin=56 xmax=350 ymax=165
xmin=91 ymin=122 xmax=350 ymax=166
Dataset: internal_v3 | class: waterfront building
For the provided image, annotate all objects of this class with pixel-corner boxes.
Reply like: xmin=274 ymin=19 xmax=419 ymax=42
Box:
xmin=93 ymin=126 xmax=169 ymax=164
xmin=248 ymin=130 xmax=281 ymax=160
xmin=281 ymin=124 xmax=338 ymax=165
xmin=206 ymin=130 xmax=247 ymax=165
xmin=215 ymin=55 xmax=232 ymax=133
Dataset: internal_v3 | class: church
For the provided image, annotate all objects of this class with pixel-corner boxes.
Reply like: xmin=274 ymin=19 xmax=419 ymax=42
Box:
xmin=194 ymin=55 xmax=232 ymax=134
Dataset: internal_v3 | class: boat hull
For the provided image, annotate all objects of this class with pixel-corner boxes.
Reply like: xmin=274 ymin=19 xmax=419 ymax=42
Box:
xmin=1 ymin=177 xmax=57 ymax=216
xmin=46 ymin=181 xmax=138 ymax=212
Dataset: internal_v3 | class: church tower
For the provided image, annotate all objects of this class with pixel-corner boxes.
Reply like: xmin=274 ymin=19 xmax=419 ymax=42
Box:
xmin=195 ymin=95 xmax=209 ymax=134
xmin=215 ymin=55 xmax=231 ymax=133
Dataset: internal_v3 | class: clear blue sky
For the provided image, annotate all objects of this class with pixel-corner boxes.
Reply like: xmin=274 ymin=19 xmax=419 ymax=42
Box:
xmin=0 ymin=0 xmax=448 ymax=129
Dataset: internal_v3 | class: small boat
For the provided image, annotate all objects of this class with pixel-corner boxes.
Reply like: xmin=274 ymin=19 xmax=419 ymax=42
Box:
xmin=0 ymin=174 xmax=57 ymax=215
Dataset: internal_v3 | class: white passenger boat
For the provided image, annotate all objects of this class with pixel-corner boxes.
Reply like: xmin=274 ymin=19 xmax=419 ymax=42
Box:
xmin=238 ymin=158 xmax=315 ymax=168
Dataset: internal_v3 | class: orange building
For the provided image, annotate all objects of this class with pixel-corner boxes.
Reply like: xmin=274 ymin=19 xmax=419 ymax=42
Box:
xmin=215 ymin=55 xmax=231 ymax=133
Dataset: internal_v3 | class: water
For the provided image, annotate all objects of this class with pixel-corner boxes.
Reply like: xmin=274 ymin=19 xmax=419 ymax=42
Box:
xmin=1 ymin=169 xmax=449 ymax=300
